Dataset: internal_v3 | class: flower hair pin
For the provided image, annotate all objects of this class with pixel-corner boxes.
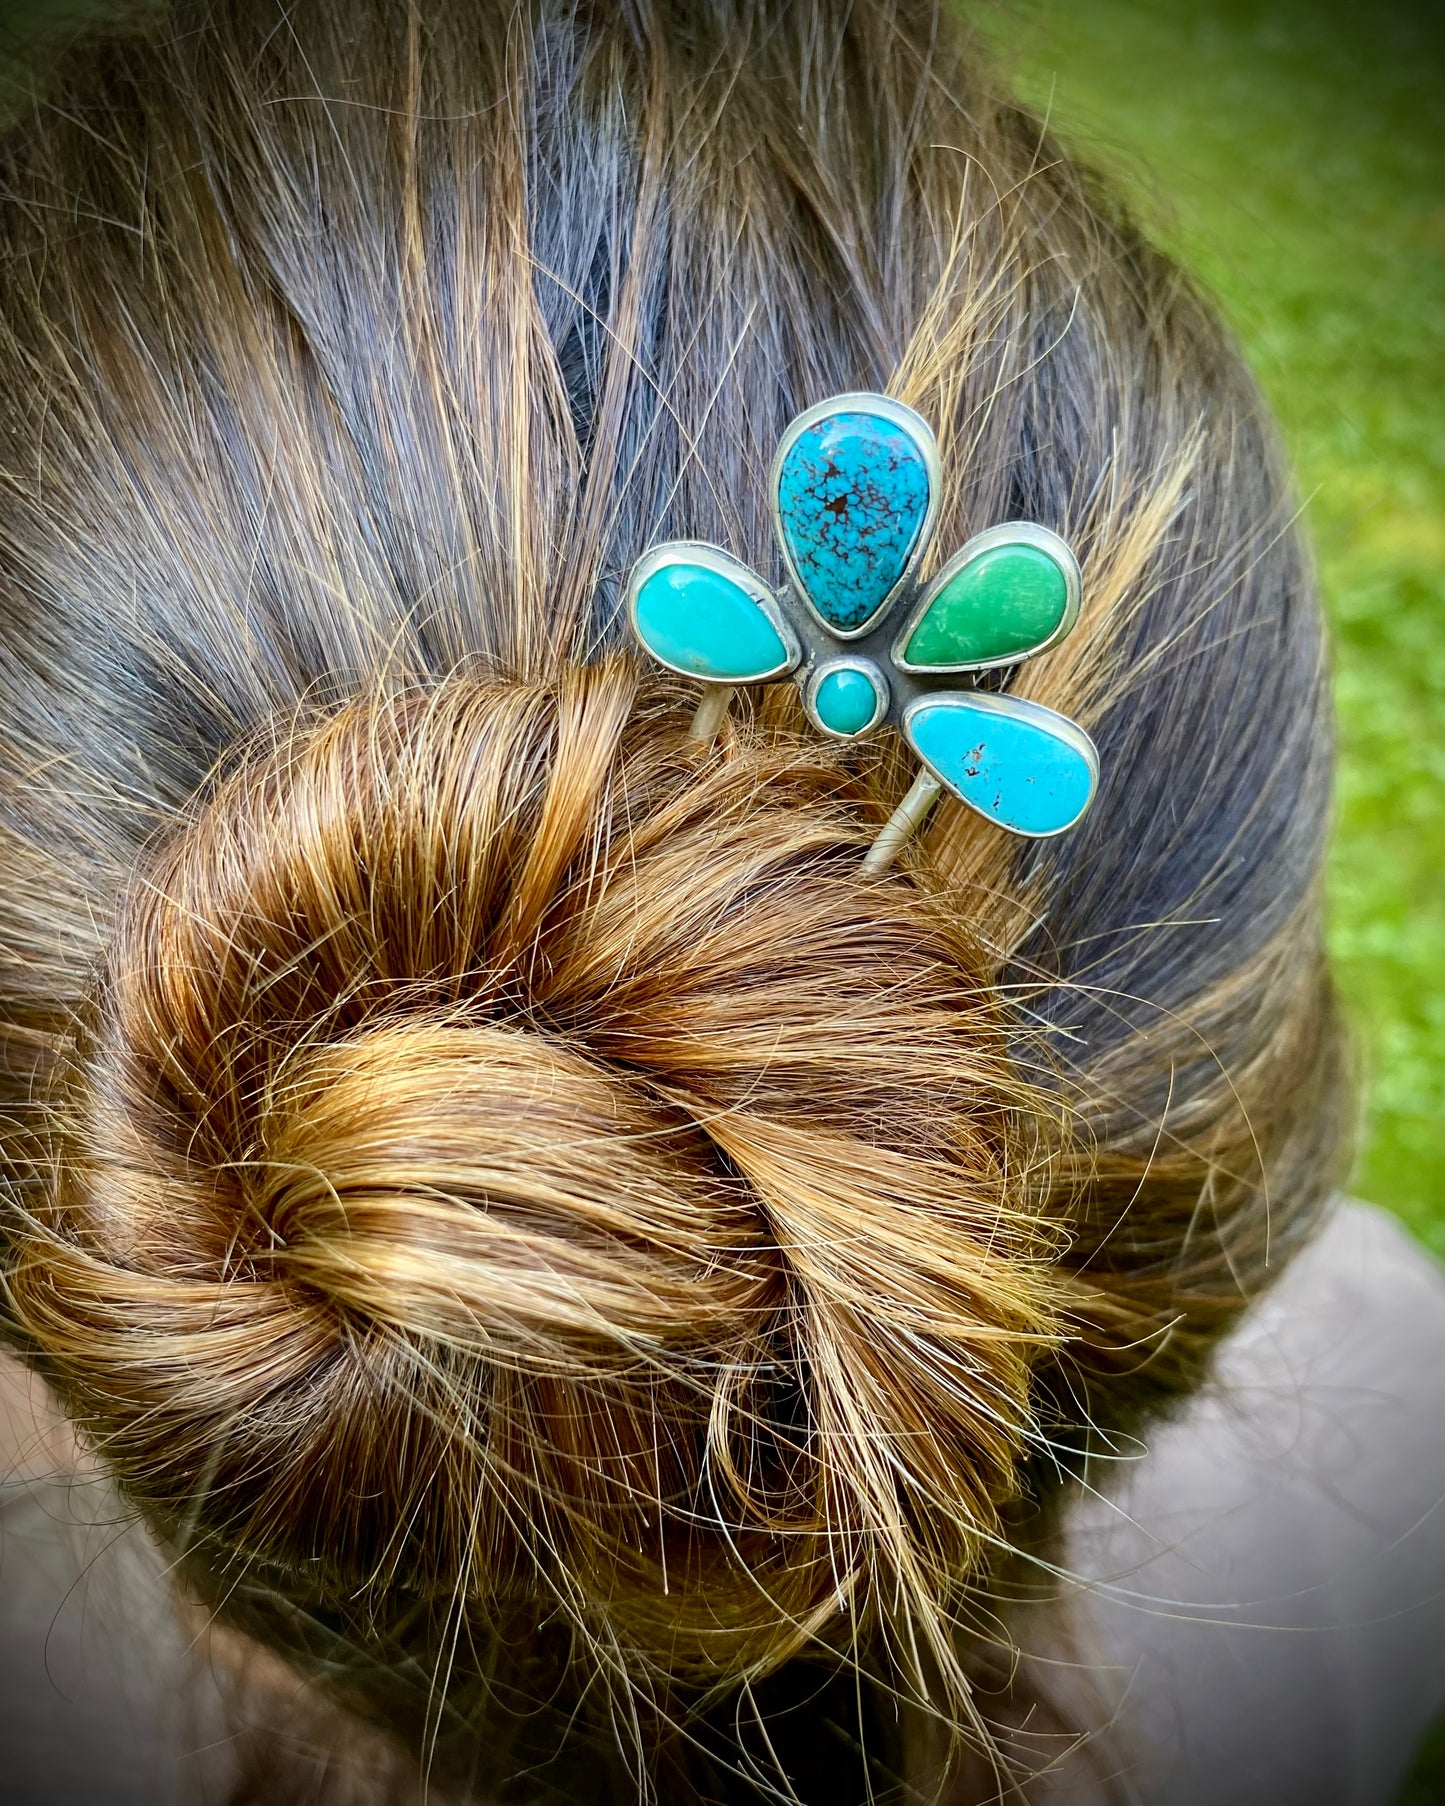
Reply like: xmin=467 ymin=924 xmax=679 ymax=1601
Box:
xmin=625 ymin=392 xmax=1098 ymax=873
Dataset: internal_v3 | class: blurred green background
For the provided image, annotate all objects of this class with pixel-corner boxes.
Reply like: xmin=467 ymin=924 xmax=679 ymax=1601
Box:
xmin=977 ymin=0 xmax=1445 ymax=1262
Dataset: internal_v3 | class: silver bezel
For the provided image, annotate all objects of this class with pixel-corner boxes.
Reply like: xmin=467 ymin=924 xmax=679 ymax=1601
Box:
xmin=769 ymin=392 xmax=941 ymax=642
xmin=901 ymin=690 xmax=1100 ymax=838
xmin=892 ymin=521 xmax=1083 ymax=676
xmin=624 ymin=540 xmax=801 ymax=685
xmin=803 ymin=655 xmax=890 ymax=741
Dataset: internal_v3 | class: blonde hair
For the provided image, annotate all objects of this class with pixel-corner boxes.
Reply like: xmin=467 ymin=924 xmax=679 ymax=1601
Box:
xmin=0 ymin=0 xmax=1346 ymax=1796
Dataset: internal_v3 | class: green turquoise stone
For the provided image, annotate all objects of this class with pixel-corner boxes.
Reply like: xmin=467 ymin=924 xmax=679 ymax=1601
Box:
xmin=632 ymin=560 xmax=791 ymax=681
xmin=813 ymin=664 xmax=882 ymax=736
xmin=902 ymin=542 xmax=1069 ymax=668
xmin=906 ymin=697 xmax=1095 ymax=836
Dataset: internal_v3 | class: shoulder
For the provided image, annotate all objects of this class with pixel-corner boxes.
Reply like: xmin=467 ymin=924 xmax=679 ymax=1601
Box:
xmin=0 ymin=1353 xmax=228 ymax=1803
xmin=1042 ymin=1201 xmax=1445 ymax=1804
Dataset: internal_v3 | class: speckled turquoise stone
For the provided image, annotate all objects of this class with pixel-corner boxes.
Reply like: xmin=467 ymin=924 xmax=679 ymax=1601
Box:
xmin=902 ymin=542 xmax=1070 ymax=668
xmin=632 ymin=560 xmax=792 ymax=681
xmin=906 ymin=697 xmax=1096 ymax=836
xmin=812 ymin=664 xmax=883 ymax=736
xmin=776 ymin=410 xmax=931 ymax=634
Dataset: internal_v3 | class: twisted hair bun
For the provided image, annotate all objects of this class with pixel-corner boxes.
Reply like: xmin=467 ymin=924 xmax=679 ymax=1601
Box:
xmin=17 ymin=662 xmax=1065 ymax=1700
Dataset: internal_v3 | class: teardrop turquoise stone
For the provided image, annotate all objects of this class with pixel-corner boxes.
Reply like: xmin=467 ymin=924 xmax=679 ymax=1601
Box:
xmin=902 ymin=543 xmax=1069 ymax=668
xmin=812 ymin=664 xmax=883 ymax=736
xmin=776 ymin=410 xmax=931 ymax=634
xmin=906 ymin=697 xmax=1096 ymax=836
xmin=632 ymin=561 xmax=792 ymax=681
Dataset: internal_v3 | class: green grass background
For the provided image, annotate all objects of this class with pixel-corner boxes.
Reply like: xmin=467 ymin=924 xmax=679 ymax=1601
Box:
xmin=977 ymin=0 xmax=1445 ymax=1260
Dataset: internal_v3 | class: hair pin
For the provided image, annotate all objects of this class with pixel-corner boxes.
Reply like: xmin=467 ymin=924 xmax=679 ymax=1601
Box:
xmin=625 ymin=392 xmax=1098 ymax=872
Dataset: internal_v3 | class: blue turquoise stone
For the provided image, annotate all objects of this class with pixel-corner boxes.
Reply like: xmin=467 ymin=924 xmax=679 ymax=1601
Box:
xmin=776 ymin=410 xmax=931 ymax=633
xmin=812 ymin=664 xmax=883 ymax=736
xmin=632 ymin=560 xmax=792 ymax=681
xmin=906 ymin=697 xmax=1096 ymax=836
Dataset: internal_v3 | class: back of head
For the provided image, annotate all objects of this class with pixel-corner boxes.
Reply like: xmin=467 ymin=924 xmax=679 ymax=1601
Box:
xmin=0 ymin=0 xmax=1346 ymax=1796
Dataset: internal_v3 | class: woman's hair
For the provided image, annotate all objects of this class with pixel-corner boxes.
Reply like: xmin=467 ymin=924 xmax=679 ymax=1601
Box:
xmin=0 ymin=0 xmax=1346 ymax=1797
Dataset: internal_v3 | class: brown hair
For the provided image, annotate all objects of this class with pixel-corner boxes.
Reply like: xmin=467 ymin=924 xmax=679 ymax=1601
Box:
xmin=0 ymin=0 xmax=1346 ymax=1797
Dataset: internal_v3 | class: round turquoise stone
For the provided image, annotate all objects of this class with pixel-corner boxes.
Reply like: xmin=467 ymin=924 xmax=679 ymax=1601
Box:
xmin=812 ymin=664 xmax=883 ymax=737
xmin=776 ymin=410 xmax=931 ymax=634
xmin=632 ymin=560 xmax=792 ymax=682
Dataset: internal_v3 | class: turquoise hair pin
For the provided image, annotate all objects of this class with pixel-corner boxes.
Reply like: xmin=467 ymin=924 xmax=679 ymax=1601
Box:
xmin=625 ymin=393 xmax=1098 ymax=874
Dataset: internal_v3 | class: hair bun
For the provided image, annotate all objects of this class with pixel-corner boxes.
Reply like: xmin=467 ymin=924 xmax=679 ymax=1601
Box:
xmin=251 ymin=1019 xmax=766 ymax=1354
xmin=17 ymin=662 xmax=1064 ymax=1699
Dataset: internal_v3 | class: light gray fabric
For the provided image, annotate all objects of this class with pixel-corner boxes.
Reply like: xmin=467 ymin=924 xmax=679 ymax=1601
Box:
xmin=1 ymin=1199 xmax=1441 ymax=1804
xmin=0 ymin=1366 xmax=235 ymax=1804
xmin=1032 ymin=1199 xmax=1445 ymax=1805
